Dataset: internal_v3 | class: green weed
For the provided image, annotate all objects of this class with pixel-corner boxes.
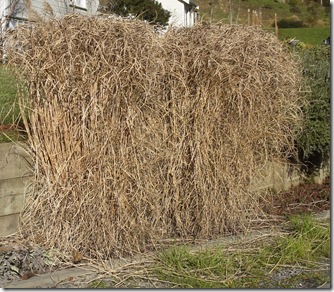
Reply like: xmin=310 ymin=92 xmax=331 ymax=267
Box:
xmin=154 ymin=214 xmax=330 ymax=288
xmin=282 ymin=214 xmax=331 ymax=260
xmin=156 ymin=247 xmax=235 ymax=288
xmin=88 ymin=280 xmax=109 ymax=288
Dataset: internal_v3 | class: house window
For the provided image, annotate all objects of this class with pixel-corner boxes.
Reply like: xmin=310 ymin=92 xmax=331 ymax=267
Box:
xmin=69 ymin=0 xmax=87 ymax=11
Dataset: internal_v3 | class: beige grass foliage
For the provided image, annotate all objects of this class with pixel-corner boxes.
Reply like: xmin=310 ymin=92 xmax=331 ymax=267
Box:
xmin=7 ymin=15 xmax=303 ymax=259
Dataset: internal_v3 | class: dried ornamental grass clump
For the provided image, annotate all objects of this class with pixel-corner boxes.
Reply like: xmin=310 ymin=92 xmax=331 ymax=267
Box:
xmin=157 ymin=24 xmax=303 ymax=235
xmin=7 ymin=15 xmax=303 ymax=259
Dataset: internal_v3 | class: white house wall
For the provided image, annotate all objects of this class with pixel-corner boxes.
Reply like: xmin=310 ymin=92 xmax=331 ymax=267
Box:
xmin=158 ymin=0 xmax=199 ymax=28
xmin=2 ymin=0 xmax=65 ymax=21
xmin=0 ymin=0 xmax=9 ymax=19
xmin=158 ymin=0 xmax=184 ymax=27
xmin=1 ymin=0 xmax=98 ymax=25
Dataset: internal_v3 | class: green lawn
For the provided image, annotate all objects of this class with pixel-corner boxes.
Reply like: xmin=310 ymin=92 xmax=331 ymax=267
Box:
xmin=0 ymin=65 xmax=25 ymax=142
xmin=277 ymin=27 xmax=330 ymax=46
xmin=0 ymin=64 xmax=19 ymax=124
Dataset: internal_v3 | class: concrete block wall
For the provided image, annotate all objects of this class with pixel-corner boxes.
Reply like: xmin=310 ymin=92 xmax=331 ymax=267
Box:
xmin=312 ymin=160 xmax=330 ymax=184
xmin=0 ymin=142 xmax=33 ymax=236
xmin=249 ymin=161 xmax=302 ymax=193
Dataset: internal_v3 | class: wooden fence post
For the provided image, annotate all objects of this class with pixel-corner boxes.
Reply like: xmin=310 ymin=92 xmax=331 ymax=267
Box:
xmin=275 ymin=13 xmax=278 ymax=37
xmin=254 ymin=11 xmax=258 ymax=29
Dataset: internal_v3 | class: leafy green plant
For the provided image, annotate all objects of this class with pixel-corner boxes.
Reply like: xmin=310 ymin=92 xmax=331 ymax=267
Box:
xmin=290 ymin=5 xmax=301 ymax=13
xmin=99 ymin=0 xmax=171 ymax=26
xmin=306 ymin=2 xmax=320 ymax=27
xmin=275 ymin=17 xmax=306 ymax=28
xmin=296 ymin=45 xmax=330 ymax=173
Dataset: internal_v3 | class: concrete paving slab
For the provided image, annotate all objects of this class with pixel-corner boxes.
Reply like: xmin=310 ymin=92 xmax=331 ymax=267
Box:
xmin=3 ymin=267 xmax=97 ymax=288
xmin=317 ymin=283 xmax=331 ymax=289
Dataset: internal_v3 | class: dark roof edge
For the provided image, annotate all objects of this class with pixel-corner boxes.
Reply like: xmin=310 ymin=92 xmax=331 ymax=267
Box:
xmin=179 ymin=0 xmax=199 ymax=7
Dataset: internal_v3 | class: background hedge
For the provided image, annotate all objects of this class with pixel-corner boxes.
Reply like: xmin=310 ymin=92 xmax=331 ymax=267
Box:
xmin=297 ymin=45 xmax=330 ymax=173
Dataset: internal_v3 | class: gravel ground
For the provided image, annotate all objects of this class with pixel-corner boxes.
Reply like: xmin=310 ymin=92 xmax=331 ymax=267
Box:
xmin=0 ymin=244 xmax=61 ymax=287
xmin=258 ymin=260 xmax=331 ymax=289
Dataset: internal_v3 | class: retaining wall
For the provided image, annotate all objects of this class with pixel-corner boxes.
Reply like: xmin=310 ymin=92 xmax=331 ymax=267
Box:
xmin=249 ymin=161 xmax=302 ymax=193
xmin=0 ymin=142 xmax=330 ymax=237
xmin=0 ymin=142 xmax=32 ymax=236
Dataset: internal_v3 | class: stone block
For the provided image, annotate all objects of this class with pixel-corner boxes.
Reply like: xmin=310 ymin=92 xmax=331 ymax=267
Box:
xmin=0 ymin=213 xmax=20 ymax=236
xmin=0 ymin=177 xmax=31 ymax=217
xmin=0 ymin=142 xmax=33 ymax=180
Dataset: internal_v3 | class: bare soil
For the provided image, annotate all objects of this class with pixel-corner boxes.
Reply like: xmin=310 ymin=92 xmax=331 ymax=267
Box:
xmin=263 ymin=176 xmax=330 ymax=217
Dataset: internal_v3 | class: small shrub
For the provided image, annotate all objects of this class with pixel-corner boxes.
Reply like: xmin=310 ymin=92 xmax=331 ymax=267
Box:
xmin=262 ymin=4 xmax=273 ymax=9
xmin=290 ymin=6 xmax=301 ymax=13
xmin=274 ymin=17 xmax=306 ymax=28
xmin=296 ymin=45 xmax=330 ymax=172
xmin=306 ymin=3 xmax=321 ymax=27
xmin=323 ymin=0 xmax=330 ymax=6
xmin=288 ymin=0 xmax=299 ymax=6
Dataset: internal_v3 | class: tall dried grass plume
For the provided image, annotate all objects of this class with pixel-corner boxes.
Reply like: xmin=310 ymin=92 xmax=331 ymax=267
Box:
xmin=7 ymin=15 xmax=303 ymax=259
